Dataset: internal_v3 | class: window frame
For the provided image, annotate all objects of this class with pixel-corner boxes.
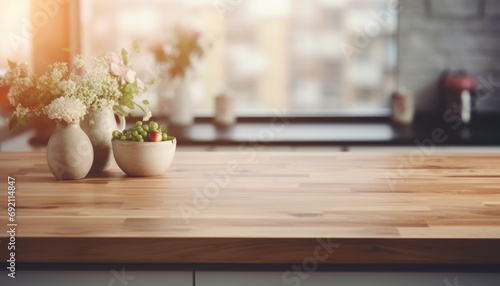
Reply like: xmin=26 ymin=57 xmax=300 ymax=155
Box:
xmin=73 ymin=0 xmax=399 ymax=121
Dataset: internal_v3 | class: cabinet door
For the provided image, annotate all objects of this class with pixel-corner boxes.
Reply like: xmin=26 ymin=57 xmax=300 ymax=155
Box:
xmin=0 ymin=271 xmax=192 ymax=286
xmin=196 ymin=271 xmax=500 ymax=286
xmin=348 ymin=146 xmax=500 ymax=153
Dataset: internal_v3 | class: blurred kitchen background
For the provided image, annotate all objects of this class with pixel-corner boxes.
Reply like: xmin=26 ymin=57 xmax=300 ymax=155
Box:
xmin=1 ymin=0 xmax=500 ymax=152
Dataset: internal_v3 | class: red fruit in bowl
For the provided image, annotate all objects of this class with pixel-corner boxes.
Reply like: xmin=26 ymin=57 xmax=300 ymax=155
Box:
xmin=149 ymin=131 xmax=162 ymax=142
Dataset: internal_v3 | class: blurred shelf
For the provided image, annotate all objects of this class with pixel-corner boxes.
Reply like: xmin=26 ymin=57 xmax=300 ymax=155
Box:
xmin=2 ymin=114 xmax=500 ymax=151
xmin=165 ymin=114 xmax=500 ymax=147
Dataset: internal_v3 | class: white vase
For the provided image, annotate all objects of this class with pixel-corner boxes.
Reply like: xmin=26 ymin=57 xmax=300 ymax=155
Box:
xmin=46 ymin=120 xmax=94 ymax=180
xmin=157 ymin=77 xmax=174 ymax=116
xmin=169 ymin=77 xmax=194 ymax=126
xmin=215 ymin=93 xmax=235 ymax=127
xmin=81 ymin=108 xmax=125 ymax=172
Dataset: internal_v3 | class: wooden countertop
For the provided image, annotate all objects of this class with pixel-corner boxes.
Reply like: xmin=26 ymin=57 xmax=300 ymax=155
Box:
xmin=0 ymin=152 xmax=499 ymax=264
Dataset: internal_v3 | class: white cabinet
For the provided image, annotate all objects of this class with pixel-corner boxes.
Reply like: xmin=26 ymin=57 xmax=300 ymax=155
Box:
xmin=0 ymin=271 xmax=192 ymax=286
xmin=2 ymin=270 xmax=499 ymax=285
xmin=196 ymin=271 xmax=500 ymax=286
xmin=348 ymin=146 xmax=500 ymax=153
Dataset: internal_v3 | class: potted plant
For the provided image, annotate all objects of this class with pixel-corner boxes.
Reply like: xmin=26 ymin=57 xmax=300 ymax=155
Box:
xmin=77 ymin=42 xmax=152 ymax=172
xmin=0 ymin=42 xmax=153 ymax=177
xmin=151 ymin=25 xmax=207 ymax=126
xmin=0 ymin=60 xmax=92 ymax=180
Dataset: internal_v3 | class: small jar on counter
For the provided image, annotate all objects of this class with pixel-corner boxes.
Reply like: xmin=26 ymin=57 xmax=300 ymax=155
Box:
xmin=214 ymin=92 xmax=236 ymax=127
xmin=391 ymin=90 xmax=414 ymax=125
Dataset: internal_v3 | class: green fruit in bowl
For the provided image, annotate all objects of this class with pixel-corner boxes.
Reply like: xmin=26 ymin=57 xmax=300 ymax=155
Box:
xmin=111 ymin=120 xmax=174 ymax=142
xmin=149 ymin=121 xmax=158 ymax=129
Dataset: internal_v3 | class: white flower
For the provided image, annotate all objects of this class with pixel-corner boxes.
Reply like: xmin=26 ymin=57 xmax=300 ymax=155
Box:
xmin=8 ymin=95 xmax=16 ymax=106
xmin=142 ymin=109 xmax=152 ymax=121
xmin=58 ymin=79 xmax=77 ymax=96
xmin=73 ymin=55 xmax=85 ymax=69
xmin=14 ymin=105 xmax=30 ymax=118
xmin=21 ymin=77 xmax=33 ymax=87
xmin=45 ymin=95 xmax=87 ymax=123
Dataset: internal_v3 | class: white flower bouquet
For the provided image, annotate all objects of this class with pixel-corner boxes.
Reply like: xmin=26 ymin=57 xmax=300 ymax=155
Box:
xmin=45 ymin=95 xmax=87 ymax=123
xmin=77 ymin=42 xmax=152 ymax=120
xmin=0 ymin=42 xmax=152 ymax=130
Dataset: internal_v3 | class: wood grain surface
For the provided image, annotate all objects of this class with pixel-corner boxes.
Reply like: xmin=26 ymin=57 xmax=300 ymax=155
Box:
xmin=0 ymin=152 xmax=499 ymax=264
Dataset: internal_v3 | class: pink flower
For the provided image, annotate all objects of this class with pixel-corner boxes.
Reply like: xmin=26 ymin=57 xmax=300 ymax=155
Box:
xmin=104 ymin=52 xmax=140 ymax=88
xmin=105 ymin=52 xmax=128 ymax=77
xmin=109 ymin=62 xmax=127 ymax=77
xmin=105 ymin=52 xmax=122 ymax=65
xmin=125 ymin=68 xmax=136 ymax=83
xmin=136 ymin=78 xmax=145 ymax=90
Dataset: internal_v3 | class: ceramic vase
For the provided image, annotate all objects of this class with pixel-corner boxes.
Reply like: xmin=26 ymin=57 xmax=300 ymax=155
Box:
xmin=214 ymin=93 xmax=235 ymax=127
xmin=46 ymin=120 xmax=93 ymax=180
xmin=80 ymin=108 xmax=125 ymax=172
xmin=169 ymin=77 xmax=194 ymax=126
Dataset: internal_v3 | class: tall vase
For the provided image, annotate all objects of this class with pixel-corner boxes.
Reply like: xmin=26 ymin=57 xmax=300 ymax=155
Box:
xmin=169 ymin=77 xmax=194 ymax=126
xmin=46 ymin=120 xmax=94 ymax=180
xmin=80 ymin=108 xmax=126 ymax=172
xmin=157 ymin=77 xmax=174 ymax=116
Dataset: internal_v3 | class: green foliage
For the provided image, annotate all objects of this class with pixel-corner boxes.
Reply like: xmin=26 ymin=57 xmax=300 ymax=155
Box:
xmin=7 ymin=60 xmax=16 ymax=69
xmin=113 ymin=105 xmax=127 ymax=118
xmin=121 ymin=48 xmax=129 ymax=66
xmin=8 ymin=115 xmax=27 ymax=131
xmin=111 ymin=43 xmax=153 ymax=119
xmin=152 ymin=26 xmax=207 ymax=79
xmin=132 ymin=40 xmax=140 ymax=53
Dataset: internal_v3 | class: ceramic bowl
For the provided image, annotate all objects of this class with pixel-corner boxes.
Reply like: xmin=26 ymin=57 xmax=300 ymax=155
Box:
xmin=112 ymin=138 xmax=176 ymax=177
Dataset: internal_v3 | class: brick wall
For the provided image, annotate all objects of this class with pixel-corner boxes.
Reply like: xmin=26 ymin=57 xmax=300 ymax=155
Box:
xmin=399 ymin=0 xmax=500 ymax=113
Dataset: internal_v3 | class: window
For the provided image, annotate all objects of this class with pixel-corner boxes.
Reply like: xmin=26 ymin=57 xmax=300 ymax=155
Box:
xmin=0 ymin=0 xmax=32 ymax=127
xmin=82 ymin=0 xmax=398 ymax=117
xmin=0 ymin=0 xmax=33 ymax=70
